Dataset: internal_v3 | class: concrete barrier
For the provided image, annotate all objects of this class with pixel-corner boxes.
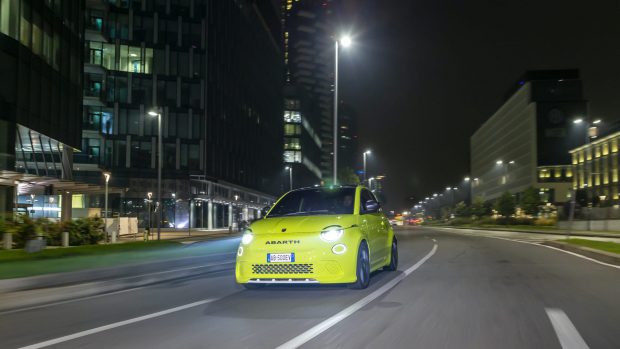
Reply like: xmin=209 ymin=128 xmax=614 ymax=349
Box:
xmin=62 ymin=231 xmax=69 ymax=247
xmin=558 ymin=219 xmax=620 ymax=231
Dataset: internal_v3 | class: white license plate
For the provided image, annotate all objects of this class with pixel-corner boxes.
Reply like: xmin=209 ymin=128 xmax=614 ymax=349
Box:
xmin=267 ymin=253 xmax=295 ymax=263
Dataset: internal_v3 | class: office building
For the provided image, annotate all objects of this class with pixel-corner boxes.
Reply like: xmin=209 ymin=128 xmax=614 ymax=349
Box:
xmin=471 ymin=70 xmax=587 ymax=204
xmin=74 ymin=0 xmax=283 ymax=228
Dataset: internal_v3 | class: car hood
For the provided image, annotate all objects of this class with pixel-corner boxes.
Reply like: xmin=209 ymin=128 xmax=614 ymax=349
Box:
xmin=249 ymin=215 xmax=357 ymax=235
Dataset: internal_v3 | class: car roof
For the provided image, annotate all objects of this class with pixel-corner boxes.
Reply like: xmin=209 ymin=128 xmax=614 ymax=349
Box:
xmin=291 ymin=185 xmax=363 ymax=192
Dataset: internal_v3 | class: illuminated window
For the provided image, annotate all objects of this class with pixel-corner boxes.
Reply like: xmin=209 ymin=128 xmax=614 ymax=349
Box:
xmin=586 ymin=148 xmax=592 ymax=161
xmin=571 ymin=153 xmax=577 ymax=165
xmin=612 ymin=139 xmax=618 ymax=153
xmin=566 ymin=168 xmax=573 ymax=177
xmin=538 ymin=170 xmax=545 ymax=179
xmin=595 ymin=145 xmax=601 ymax=158
xmin=554 ymin=169 xmax=562 ymax=178
xmin=72 ymin=194 xmax=84 ymax=208
xmin=284 ymin=137 xmax=300 ymax=150
xmin=579 ymin=151 xmax=584 ymax=163
xmin=613 ymin=187 xmax=619 ymax=200
xmin=283 ymin=150 xmax=301 ymax=163
xmin=604 ymin=159 xmax=609 ymax=184
xmin=603 ymin=142 xmax=610 ymax=155
xmin=284 ymin=110 xmax=301 ymax=123
xmin=284 ymin=124 xmax=301 ymax=136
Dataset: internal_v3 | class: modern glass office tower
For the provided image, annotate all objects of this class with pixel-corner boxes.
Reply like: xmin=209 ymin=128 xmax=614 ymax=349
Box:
xmin=0 ymin=0 xmax=85 ymax=217
xmin=76 ymin=0 xmax=283 ymax=228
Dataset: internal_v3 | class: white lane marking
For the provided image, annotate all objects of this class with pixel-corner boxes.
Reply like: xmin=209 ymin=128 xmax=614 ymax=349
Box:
xmin=275 ymin=243 xmax=438 ymax=349
xmin=16 ymin=298 xmax=217 ymax=349
xmin=0 ymin=260 xmax=235 ymax=316
xmin=439 ymin=228 xmax=620 ymax=270
xmin=545 ymin=308 xmax=590 ymax=349
xmin=432 ymin=238 xmax=437 ymax=242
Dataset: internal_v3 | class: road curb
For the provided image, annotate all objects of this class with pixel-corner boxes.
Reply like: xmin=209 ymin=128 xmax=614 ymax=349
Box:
xmin=446 ymin=226 xmax=620 ymax=238
xmin=542 ymin=241 xmax=620 ymax=266
xmin=0 ymin=260 xmax=235 ymax=313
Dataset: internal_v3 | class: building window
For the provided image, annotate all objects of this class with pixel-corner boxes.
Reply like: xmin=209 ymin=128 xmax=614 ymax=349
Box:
xmin=131 ymin=141 xmax=152 ymax=168
xmin=284 ymin=124 xmax=300 ymax=136
xmin=603 ymin=142 xmax=610 ymax=156
xmin=612 ymin=139 xmax=618 ymax=153
xmin=284 ymin=137 xmax=300 ymax=150
xmin=283 ymin=150 xmax=301 ymax=163
xmin=284 ymin=110 xmax=301 ymax=123
xmin=0 ymin=0 xmax=20 ymax=40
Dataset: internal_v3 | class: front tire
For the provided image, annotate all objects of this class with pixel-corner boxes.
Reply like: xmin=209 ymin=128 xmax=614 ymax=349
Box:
xmin=384 ymin=238 xmax=398 ymax=271
xmin=349 ymin=241 xmax=370 ymax=289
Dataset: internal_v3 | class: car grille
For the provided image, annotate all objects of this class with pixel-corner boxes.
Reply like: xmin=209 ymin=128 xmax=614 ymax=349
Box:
xmin=251 ymin=263 xmax=314 ymax=275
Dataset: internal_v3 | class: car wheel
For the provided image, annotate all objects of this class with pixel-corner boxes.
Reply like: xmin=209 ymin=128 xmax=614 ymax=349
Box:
xmin=384 ymin=238 xmax=398 ymax=271
xmin=349 ymin=241 xmax=370 ymax=289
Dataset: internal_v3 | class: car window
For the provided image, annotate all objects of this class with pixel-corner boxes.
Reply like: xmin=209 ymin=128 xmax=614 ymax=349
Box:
xmin=267 ymin=188 xmax=356 ymax=217
xmin=360 ymin=189 xmax=374 ymax=214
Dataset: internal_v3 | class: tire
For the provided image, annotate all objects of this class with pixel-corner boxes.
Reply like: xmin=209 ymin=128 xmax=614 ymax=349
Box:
xmin=349 ymin=241 xmax=371 ymax=289
xmin=384 ymin=238 xmax=398 ymax=271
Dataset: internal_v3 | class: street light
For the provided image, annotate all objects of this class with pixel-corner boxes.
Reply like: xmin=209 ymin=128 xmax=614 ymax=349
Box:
xmin=148 ymin=107 xmax=163 ymax=240
xmin=285 ymin=166 xmax=293 ymax=191
xmin=362 ymin=150 xmax=371 ymax=183
xmin=464 ymin=177 xmax=470 ymax=181
xmin=333 ymin=34 xmax=353 ymax=185
xmin=103 ymin=172 xmax=111 ymax=242
xmin=368 ymin=177 xmax=375 ymax=191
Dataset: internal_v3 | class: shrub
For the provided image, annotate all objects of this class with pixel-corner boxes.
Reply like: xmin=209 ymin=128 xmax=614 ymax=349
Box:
xmin=450 ymin=217 xmax=472 ymax=226
xmin=60 ymin=217 xmax=104 ymax=246
xmin=535 ymin=217 xmax=557 ymax=226
xmin=4 ymin=216 xmax=42 ymax=248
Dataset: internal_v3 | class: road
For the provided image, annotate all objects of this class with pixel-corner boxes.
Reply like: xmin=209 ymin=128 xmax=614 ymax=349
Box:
xmin=1 ymin=227 xmax=619 ymax=349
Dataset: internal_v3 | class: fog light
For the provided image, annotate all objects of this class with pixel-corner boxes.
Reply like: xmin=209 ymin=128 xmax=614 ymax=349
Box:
xmin=237 ymin=246 xmax=244 ymax=256
xmin=332 ymin=244 xmax=347 ymax=255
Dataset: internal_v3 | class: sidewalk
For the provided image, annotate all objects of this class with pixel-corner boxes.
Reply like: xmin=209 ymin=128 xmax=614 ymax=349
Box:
xmin=119 ymin=228 xmax=238 ymax=244
xmin=447 ymin=226 xmax=620 ymax=238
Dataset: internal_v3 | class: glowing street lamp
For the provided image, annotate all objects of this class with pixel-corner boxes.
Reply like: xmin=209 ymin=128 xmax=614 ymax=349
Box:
xmin=363 ymin=150 xmax=372 ymax=183
xmin=285 ymin=166 xmax=293 ymax=191
xmin=148 ymin=108 xmax=163 ymax=240
xmin=333 ymin=34 xmax=353 ymax=185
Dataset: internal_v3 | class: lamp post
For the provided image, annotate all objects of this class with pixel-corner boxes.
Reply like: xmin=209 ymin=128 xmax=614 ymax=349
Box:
xmin=569 ymin=117 xmax=602 ymax=233
xmin=368 ymin=177 xmax=375 ymax=191
xmin=362 ymin=149 xmax=371 ymax=184
xmin=103 ymin=172 xmax=111 ymax=242
xmin=333 ymin=35 xmax=352 ymax=185
xmin=285 ymin=166 xmax=293 ymax=191
xmin=148 ymin=108 xmax=163 ymax=240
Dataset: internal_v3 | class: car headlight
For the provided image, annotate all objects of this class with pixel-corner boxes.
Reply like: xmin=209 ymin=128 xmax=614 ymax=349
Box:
xmin=320 ymin=226 xmax=344 ymax=242
xmin=241 ymin=230 xmax=253 ymax=245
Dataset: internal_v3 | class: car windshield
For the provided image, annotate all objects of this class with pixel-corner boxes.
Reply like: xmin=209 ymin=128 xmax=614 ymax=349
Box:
xmin=267 ymin=188 xmax=356 ymax=217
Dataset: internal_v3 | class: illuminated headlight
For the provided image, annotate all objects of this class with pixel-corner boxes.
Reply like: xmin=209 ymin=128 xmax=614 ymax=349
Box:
xmin=241 ymin=231 xmax=253 ymax=245
xmin=320 ymin=226 xmax=344 ymax=242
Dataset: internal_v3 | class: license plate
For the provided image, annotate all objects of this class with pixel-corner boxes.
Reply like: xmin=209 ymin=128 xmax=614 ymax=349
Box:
xmin=267 ymin=253 xmax=295 ymax=263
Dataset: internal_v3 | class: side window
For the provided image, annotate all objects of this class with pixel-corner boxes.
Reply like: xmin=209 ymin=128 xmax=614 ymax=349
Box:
xmin=359 ymin=190 xmax=372 ymax=214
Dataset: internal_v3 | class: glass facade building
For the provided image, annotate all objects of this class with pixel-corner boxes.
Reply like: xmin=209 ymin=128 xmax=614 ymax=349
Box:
xmin=74 ymin=0 xmax=283 ymax=228
xmin=0 ymin=0 xmax=84 ymax=215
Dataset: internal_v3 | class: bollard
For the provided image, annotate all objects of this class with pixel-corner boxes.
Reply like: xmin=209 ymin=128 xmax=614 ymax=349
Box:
xmin=111 ymin=230 xmax=117 ymax=243
xmin=3 ymin=233 xmax=12 ymax=250
xmin=62 ymin=231 xmax=69 ymax=247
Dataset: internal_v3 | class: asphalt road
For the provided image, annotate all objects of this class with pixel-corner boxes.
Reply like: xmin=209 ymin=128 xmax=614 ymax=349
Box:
xmin=1 ymin=227 xmax=619 ymax=349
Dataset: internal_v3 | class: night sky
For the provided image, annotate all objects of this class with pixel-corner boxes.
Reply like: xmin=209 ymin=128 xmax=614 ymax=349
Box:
xmin=338 ymin=0 xmax=620 ymax=210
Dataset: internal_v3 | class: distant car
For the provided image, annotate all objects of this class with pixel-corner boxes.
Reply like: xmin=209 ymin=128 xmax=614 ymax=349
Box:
xmin=235 ymin=185 xmax=398 ymax=289
xmin=389 ymin=219 xmax=398 ymax=227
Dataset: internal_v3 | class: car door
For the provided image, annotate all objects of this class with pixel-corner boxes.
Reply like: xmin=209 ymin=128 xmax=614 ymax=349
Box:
xmin=369 ymin=191 xmax=390 ymax=262
xmin=360 ymin=189 xmax=383 ymax=268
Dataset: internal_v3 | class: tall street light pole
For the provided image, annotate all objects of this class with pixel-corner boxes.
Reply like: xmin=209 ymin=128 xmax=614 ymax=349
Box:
xmin=333 ymin=35 xmax=352 ymax=185
xmin=363 ymin=150 xmax=371 ymax=184
xmin=148 ymin=108 xmax=163 ymax=240
xmin=103 ymin=172 xmax=111 ymax=242
xmin=285 ymin=166 xmax=293 ymax=191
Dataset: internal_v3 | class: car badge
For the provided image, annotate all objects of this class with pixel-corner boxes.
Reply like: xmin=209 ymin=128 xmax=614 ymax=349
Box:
xmin=281 ymin=228 xmax=287 ymax=232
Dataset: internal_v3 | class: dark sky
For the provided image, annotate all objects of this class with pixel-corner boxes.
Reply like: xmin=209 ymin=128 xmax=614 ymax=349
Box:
xmin=337 ymin=0 xmax=620 ymax=210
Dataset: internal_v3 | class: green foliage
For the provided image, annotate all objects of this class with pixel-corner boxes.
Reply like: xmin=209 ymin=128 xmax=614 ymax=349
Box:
xmin=338 ymin=167 xmax=361 ymax=185
xmin=520 ymin=187 xmax=541 ymax=215
xmin=2 ymin=217 xmax=105 ymax=248
xmin=454 ymin=201 xmax=470 ymax=217
xmin=450 ymin=217 xmax=473 ymax=225
xmin=470 ymin=196 xmax=488 ymax=218
xmin=494 ymin=192 xmax=516 ymax=217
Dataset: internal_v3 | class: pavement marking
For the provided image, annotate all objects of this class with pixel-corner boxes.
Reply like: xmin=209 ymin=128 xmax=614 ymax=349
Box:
xmin=16 ymin=298 xmax=218 ymax=349
xmin=432 ymin=238 xmax=437 ymax=242
xmin=440 ymin=228 xmax=620 ymax=270
xmin=545 ymin=308 xmax=590 ymax=349
xmin=275 ymin=243 xmax=438 ymax=349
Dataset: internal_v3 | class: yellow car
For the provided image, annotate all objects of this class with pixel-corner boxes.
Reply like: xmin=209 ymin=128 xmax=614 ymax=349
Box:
xmin=235 ymin=185 xmax=397 ymax=289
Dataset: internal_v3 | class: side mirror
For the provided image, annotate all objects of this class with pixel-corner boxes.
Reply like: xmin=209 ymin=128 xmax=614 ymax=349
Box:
xmin=261 ymin=206 xmax=271 ymax=218
xmin=365 ymin=200 xmax=379 ymax=213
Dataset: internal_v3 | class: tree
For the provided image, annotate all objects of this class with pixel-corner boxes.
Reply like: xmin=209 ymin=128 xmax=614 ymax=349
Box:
xmin=495 ymin=191 xmax=516 ymax=217
xmin=454 ymin=201 xmax=470 ymax=217
xmin=338 ymin=167 xmax=360 ymax=185
xmin=520 ymin=187 xmax=541 ymax=216
xmin=470 ymin=196 xmax=487 ymax=218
